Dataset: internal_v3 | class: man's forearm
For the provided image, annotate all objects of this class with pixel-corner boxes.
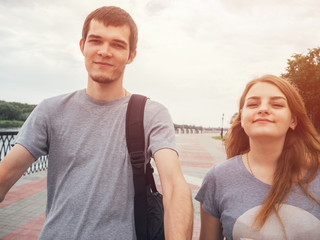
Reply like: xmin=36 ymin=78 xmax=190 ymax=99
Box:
xmin=163 ymin=180 xmax=193 ymax=240
xmin=0 ymin=144 xmax=35 ymax=202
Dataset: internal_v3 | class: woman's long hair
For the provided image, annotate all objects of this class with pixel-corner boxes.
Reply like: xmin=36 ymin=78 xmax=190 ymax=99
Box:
xmin=225 ymin=74 xmax=320 ymax=230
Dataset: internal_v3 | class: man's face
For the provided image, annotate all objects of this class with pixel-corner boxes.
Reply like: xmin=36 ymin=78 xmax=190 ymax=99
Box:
xmin=80 ymin=20 xmax=136 ymax=84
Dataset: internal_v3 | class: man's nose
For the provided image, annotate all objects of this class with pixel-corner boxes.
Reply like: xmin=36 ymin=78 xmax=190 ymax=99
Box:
xmin=97 ymin=44 xmax=112 ymax=57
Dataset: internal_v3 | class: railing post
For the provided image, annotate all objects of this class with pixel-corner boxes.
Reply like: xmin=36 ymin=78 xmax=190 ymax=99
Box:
xmin=0 ymin=131 xmax=48 ymax=174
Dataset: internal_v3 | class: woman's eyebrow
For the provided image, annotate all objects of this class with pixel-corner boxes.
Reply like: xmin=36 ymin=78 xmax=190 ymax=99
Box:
xmin=246 ymin=96 xmax=287 ymax=100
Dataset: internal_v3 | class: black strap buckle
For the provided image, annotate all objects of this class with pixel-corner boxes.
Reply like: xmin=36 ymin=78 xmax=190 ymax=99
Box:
xmin=130 ymin=151 xmax=146 ymax=175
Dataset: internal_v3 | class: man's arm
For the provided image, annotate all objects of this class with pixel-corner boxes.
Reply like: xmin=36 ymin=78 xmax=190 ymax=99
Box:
xmin=199 ymin=203 xmax=223 ymax=240
xmin=0 ymin=144 xmax=35 ymax=202
xmin=154 ymin=148 xmax=193 ymax=240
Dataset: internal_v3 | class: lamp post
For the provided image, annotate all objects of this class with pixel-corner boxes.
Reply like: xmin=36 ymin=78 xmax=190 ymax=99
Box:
xmin=220 ymin=113 xmax=224 ymax=139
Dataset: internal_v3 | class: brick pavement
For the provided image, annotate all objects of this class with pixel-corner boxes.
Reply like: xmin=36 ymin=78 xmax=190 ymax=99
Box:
xmin=0 ymin=171 xmax=47 ymax=239
xmin=175 ymin=133 xmax=226 ymax=240
xmin=0 ymin=133 xmax=226 ymax=239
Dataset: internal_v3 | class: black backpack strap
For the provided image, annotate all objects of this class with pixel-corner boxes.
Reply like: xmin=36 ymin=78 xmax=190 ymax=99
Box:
xmin=126 ymin=94 xmax=148 ymax=175
xmin=126 ymin=94 xmax=148 ymax=240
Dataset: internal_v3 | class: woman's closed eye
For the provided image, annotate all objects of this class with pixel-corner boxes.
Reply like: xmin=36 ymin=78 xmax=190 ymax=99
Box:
xmin=271 ymin=101 xmax=286 ymax=108
xmin=246 ymin=102 xmax=259 ymax=108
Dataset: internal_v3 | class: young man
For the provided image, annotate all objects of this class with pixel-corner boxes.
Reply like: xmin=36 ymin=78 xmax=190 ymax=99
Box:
xmin=0 ymin=6 xmax=193 ymax=239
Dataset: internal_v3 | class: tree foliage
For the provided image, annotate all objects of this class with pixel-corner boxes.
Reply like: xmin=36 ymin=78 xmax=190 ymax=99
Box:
xmin=282 ymin=47 xmax=320 ymax=131
xmin=0 ymin=100 xmax=36 ymax=121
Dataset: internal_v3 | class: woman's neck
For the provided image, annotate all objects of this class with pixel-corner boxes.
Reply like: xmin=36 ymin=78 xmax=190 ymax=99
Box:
xmin=245 ymin=137 xmax=285 ymax=184
xmin=249 ymin=136 xmax=285 ymax=163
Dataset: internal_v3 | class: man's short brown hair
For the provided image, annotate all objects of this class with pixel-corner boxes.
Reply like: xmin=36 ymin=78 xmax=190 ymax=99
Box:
xmin=82 ymin=6 xmax=138 ymax=55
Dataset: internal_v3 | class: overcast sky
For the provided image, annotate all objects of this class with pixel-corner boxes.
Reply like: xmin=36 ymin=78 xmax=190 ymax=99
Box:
xmin=1 ymin=0 xmax=320 ymax=128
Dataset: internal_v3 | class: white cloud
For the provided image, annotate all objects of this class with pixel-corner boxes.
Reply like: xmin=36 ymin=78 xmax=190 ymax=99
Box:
xmin=1 ymin=0 xmax=320 ymax=127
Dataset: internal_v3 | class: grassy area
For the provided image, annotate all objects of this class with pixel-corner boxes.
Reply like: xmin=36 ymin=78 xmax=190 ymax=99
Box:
xmin=0 ymin=120 xmax=24 ymax=128
xmin=212 ymin=136 xmax=226 ymax=141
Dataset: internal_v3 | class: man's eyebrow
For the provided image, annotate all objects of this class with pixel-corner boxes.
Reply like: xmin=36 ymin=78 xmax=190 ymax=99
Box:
xmin=87 ymin=34 xmax=102 ymax=39
xmin=112 ymin=39 xmax=128 ymax=46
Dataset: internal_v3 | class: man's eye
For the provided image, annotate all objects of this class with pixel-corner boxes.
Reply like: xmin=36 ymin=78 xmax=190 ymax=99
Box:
xmin=113 ymin=43 xmax=125 ymax=49
xmin=88 ymin=40 xmax=100 ymax=43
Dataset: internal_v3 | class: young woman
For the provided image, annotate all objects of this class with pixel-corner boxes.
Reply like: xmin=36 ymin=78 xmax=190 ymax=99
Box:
xmin=196 ymin=75 xmax=320 ymax=240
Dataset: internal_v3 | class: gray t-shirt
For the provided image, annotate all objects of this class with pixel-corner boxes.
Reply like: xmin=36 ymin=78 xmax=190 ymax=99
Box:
xmin=15 ymin=89 xmax=177 ymax=240
xmin=195 ymin=155 xmax=320 ymax=240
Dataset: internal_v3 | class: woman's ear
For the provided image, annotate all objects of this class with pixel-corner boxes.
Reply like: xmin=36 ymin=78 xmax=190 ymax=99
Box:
xmin=239 ymin=111 xmax=243 ymax=128
xmin=290 ymin=116 xmax=297 ymax=130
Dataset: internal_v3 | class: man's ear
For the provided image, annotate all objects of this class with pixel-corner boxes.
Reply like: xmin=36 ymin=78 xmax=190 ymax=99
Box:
xmin=79 ymin=39 xmax=84 ymax=55
xmin=127 ymin=50 xmax=137 ymax=64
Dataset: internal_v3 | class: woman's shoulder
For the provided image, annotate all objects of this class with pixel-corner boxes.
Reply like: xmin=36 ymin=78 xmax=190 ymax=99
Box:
xmin=205 ymin=155 xmax=243 ymax=180
xmin=198 ymin=154 xmax=249 ymax=203
xmin=215 ymin=154 xmax=242 ymax=170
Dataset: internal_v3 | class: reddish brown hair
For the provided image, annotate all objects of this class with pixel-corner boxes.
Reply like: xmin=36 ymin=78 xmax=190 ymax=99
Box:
xmin=225 ymin=74 xmax=320 ymax=231
xmin=81 ymin=6 xmax=138 ymax=55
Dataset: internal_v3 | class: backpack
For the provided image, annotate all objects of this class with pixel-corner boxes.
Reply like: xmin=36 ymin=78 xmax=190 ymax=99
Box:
xmin=126 ymin=94 xmax=165 ymax=240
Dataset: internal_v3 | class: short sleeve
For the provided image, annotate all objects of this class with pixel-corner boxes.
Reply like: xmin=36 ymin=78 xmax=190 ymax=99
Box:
xmin=15 ymin=100 xmax=50 ymax=159
xmin=143 ymin=100 xmax=177 ymax=159
xmin=195 ymin=166 xmax=221 ymax=218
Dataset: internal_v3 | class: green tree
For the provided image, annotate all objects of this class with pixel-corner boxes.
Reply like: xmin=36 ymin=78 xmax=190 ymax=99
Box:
xmin=0 ymin=102 xmax=22 ymax=120
xmin=0 ymin=100 xmax=36 ymax=121
xmin=282 ymin=47 xmax=320 ymax=131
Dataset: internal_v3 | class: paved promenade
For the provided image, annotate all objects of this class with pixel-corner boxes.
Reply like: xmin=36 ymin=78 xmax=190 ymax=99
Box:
xmin=0 ymin=133 xmax=226 ymax=239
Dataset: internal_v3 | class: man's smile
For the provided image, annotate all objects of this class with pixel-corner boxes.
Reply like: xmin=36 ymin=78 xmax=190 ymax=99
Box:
xmin=93 ymin=61 xmax=113 ymax=66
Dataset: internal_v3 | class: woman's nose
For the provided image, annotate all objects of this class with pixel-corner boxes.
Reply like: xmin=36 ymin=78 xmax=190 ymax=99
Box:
xmin=258 ymin=102 xmax=270 ymax=114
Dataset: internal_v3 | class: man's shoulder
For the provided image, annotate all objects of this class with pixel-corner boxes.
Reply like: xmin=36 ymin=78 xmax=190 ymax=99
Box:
xmin=142 ymin=98 xmax=174 ymax=128
xmin=44 ymin=90 xmax=83 ymax=103
xmin=30 ymin=90 xmax=85 ymax=117
xmin=144 ymin=98 xmax=168 ymax=114
xmin=39 ymin=90 xmax=84 ymax=108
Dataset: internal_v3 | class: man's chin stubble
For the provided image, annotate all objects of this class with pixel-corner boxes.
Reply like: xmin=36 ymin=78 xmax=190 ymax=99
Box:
xmin=91 ymin=75 xmax=115 ymax=84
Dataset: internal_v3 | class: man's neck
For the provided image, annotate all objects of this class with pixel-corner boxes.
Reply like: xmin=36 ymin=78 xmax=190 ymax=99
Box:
xmin=86 ymin=80 xmax=127 ymax=102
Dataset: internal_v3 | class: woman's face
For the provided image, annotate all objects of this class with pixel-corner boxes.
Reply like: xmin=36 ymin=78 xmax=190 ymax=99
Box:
xmin=241 ymin=82 xmax=296 ymax=141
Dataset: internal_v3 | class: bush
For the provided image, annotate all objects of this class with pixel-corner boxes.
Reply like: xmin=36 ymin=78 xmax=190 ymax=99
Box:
xmin=0 ymin=100 xmax=36 ymax=121
xmin=0 ymin=120 xmax=24 ymax=128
